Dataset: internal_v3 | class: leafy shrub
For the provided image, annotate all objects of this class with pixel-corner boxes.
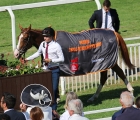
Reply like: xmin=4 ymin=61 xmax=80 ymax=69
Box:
xmin=0 ymin=53 xmax=43 ymax=77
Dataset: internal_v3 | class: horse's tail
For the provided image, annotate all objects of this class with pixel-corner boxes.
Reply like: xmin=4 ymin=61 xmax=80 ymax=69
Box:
xmin=115 ymin=32 xmax=135 ymax=69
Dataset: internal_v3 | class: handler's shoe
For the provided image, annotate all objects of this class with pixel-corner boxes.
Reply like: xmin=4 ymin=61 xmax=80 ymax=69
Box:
xmin=57 ymin=97 xmax=61 ymax=103
xmin=52 ymin=110 xmax=60 ymax=120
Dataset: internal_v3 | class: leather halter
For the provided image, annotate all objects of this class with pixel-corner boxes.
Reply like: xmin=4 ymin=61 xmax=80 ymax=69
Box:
xmin=16 ymin=33 xmax=31 ymax=58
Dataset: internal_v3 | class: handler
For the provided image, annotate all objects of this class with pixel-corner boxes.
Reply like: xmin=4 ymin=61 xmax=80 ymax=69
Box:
xmin=24 ymin=27 xmax=64 ymax=119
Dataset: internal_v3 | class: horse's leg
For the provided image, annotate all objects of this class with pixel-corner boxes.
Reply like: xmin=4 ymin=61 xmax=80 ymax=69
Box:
xmin=111 ymin=64 xmax=134 ymax=94
xmin=87 ymin=71 xmax=107 ymax=102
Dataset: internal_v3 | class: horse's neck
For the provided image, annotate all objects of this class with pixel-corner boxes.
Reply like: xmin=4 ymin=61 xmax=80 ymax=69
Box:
xmin=30 ymin=30 xmax=44 ymax=49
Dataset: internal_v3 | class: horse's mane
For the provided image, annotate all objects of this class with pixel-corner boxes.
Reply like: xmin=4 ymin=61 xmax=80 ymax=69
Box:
xmin=31 ymin=29 xmax=43 ymax=34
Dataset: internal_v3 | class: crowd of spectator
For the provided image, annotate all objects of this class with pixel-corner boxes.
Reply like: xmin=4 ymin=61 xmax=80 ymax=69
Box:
xmin=0 ymin=89 xmax=140 ymax=120
xmin=0 ymin=89 xmax=89 ymax=120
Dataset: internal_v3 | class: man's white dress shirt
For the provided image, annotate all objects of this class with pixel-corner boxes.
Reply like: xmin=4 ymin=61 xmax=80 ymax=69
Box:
xmin=60 ymin=110 xmax=85 ymax=120
xmin=68 ymin=114 xmax=89 ymax=120
xmin=101 ymin=8 xmax=115 ymax=31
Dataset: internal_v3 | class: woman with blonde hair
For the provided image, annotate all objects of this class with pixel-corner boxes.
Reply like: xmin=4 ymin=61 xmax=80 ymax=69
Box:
xmin=60 ymin=91 xmax=78 ymax=120
xmin=30 ymin=107 xmax=44 ymax=120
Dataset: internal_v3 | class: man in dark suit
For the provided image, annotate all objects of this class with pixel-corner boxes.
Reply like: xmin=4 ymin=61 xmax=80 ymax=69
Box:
xmin=112 ymin=91 xmax=140 ymax=120
xmin=88 ymin=0 xmax=120 ymax=32
xmin=0 ymin=92 xmax=26 ymax=120
xmin=0 ymin=113 xmax=10 ymax=120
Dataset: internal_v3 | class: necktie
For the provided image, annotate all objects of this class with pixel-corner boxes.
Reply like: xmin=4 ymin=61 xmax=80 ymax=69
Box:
xmin=45 ymin=43 xmax=49 ymax=66
xmin=105 ymin=12 xmax=108 ymax=29
xmin=45 ymin=43 xmax=49 ymax=59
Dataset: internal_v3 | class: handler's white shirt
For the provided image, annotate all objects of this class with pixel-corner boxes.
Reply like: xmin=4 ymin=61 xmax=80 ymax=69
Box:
xmin=26 ymin=41 xmax=64 ymax=69
xmin=68 ymin=114 xmax=89 ymax=120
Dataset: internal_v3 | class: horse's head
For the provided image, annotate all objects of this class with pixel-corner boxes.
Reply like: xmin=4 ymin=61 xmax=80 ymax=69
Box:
xmin=14 ymin=24 xmax=34 ymax=59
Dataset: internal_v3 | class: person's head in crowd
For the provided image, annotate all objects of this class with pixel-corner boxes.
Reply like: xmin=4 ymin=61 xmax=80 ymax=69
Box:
xmin=0 ymin=113 xmax=10 ymax=120
xmin=64 ymin=91 xmax=78 ymax=110
xmin=103 ymin=0 xmax=111 ymax=12
xmin=135 ymin=96 xmax=140 ymax=109
xmin=0 ymin=92 xmax=16 ymax=111
xmin=119 ymin=91 xmax=134 ymax=108
xmin=30 ymin=107 xmax=44 ymax=120
xmin=68 ymin=99 xmax=83 ymax=116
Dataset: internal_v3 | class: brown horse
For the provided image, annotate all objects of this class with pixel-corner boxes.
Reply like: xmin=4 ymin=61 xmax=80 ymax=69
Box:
xmin=14 ymin=24 xmax=135 ymax=102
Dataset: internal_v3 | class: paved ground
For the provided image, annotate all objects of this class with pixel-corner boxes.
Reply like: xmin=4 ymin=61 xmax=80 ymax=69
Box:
xmin=94 ymin=117 xmax=111 ymax=120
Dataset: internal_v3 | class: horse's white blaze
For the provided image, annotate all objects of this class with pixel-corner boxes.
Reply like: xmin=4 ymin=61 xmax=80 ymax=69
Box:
xmin=14 ymin=49 xmax=19 ymax=58
xmin=13 ymin=34 xmax=23 ymax=58
xmin=17 ymin=34 xmax=23 ymax=50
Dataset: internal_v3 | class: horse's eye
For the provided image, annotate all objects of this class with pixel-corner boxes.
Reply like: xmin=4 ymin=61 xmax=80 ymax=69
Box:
xmin=23 ymin=38 xmax=28 ymax=41
xmin=23 ymin=33 xmax=29 ymax=41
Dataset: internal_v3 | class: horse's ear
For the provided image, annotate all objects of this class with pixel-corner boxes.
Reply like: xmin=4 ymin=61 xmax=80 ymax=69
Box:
xmin=28 ymin=24 xmax=31 ymax=31
xmin=19 ymin=24 xmax=23 ymax=30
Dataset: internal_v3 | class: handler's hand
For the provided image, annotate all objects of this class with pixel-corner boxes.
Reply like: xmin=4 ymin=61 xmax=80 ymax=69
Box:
xmin=20 ymin=57 xmax=28 ymax=64
xmin=44 ymin=59 xmax=52 ymax=63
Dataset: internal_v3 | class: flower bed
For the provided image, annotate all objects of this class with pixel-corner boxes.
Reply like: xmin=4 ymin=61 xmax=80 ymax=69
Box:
xmin=0 ymin=53 xmax=43 ymax=77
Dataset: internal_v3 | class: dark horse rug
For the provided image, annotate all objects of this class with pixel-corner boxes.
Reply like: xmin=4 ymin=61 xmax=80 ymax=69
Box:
xmin=55 ymin=29 xmax=118 ymax=75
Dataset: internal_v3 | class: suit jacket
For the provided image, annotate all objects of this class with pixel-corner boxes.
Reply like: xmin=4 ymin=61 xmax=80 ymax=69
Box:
xmin=5 ymin=109 xmax=26 ymax=120
xmin=88 ymin=8 xmax=120 ymax=32
xmin=112 ymin=108 xmax=125 ymax=120
xmin=115 ymin=106 xmax=140 ymax=120
xmin=69 ymin=114 xmax=89 ymax=120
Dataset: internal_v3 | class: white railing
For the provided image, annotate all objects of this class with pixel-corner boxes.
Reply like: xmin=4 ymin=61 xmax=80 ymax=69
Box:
xmin=84 ymin=105 xmax=136 ymax=120
xmin=0 ymin=0 xmax=91 ymax=51
xmin=84 ymin=106 xmax=122 ymax=120
xmin=60 ymin=42 xmax=140 ymax=95
xmin=84 ymin=106 xmax=121 ymax=115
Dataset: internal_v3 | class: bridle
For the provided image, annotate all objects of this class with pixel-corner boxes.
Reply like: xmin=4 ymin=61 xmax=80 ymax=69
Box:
xmin=16 ymin=33 xmax=31 ymax=59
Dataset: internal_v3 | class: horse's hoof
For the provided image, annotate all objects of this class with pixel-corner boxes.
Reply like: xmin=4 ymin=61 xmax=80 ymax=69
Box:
xmin=87 ymin=97 xmax=94 ymax=103
xmin=87 ymin=99 xmax=93 ymax=103
xmin=87 ymin=94 xmax=98 ymax=103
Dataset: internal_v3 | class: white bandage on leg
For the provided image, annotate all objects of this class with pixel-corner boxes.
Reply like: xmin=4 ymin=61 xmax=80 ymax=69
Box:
xmin=127 ymin=82 xmax=134 ymax=92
